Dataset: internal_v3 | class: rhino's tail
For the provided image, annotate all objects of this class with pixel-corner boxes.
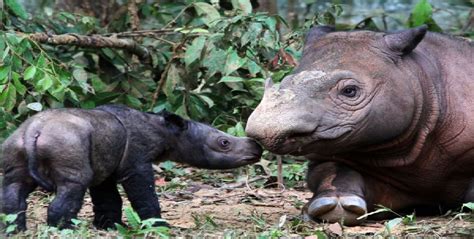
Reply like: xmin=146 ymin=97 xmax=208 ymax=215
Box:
xmin=24 ymin=126 xmax=54 ymax=192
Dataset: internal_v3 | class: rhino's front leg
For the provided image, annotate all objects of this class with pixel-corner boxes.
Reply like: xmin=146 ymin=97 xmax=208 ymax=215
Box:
xmin=304 ymin=161 xmax=368 ymax=226
xmin=90 ymin=176 xmax=123 ymax=230
xmin=464 ymin=179 xmax=474 ymax=202
xmin=121 ymin=163 xmax=167 ymax=227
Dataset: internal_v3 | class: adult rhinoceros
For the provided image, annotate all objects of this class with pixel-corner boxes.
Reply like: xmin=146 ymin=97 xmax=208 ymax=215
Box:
xmin=246 ymin=25 xmax=474 ymax=225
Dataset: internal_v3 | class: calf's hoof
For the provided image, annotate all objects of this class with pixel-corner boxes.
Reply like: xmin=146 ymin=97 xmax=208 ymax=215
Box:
xmin=303 ymin=195 xmax=367 ymax=226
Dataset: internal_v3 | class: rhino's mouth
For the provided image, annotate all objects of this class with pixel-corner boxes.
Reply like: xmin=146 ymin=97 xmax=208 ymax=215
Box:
xmin=268 ymin=126 xmax=353 ymax=155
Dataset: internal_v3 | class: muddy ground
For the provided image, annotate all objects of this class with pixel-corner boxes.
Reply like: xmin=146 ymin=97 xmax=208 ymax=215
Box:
xmin=5 ymin=167 xmax=474 ymax=238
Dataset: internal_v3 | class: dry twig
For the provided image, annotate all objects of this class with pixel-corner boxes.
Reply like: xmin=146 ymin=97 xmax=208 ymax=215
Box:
xmin=27 ymin=32 xmax=150 ymax=61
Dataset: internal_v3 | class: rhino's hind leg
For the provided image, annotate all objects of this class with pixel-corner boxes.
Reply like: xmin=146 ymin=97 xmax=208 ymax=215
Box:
xmin=1 ymin=133 xmax=37 ymax=232
xmin=304 ymin=162 xmax=367 ymax=226
xmin=2 ymin=178 xmax=37 ymax=232
xmin=47 ymin=182 xmax=88 ymax=228
xmin=90 ymin=176 xmax=123 ymax=229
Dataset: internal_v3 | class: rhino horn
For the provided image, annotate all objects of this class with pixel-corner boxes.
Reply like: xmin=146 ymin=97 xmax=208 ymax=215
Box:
xmin=384 ymin=25 xmax=428 ymax=55
xmin=303 ymin=25 xmax=336 ymax=53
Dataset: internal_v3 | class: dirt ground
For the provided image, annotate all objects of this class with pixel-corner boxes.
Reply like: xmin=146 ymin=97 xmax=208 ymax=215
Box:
xmin=15 ymin=174 xmax=474 ymax=238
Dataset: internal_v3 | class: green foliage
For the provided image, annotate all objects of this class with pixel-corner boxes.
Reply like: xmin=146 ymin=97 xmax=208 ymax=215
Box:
xmin=115 ymin=207 xmax=170 ymax=239
xmin=408 ymin=0 xmax=442 ymax=32
xmin=462 ymin=202 xmax=474 ymax=212
xmin=4 ymin=0 xmax=28 ymax=20
xmin=0 ymin=213 xmax=18 ymax=234
xmin=357 ymin=204 xmax=417 ymax=236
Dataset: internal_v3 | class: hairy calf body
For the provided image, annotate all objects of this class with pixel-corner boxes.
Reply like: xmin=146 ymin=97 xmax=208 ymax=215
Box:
xmin=2 ymin=105 xmax=262 ymax=231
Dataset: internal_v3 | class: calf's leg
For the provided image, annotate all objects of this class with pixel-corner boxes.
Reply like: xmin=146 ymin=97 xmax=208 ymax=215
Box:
xmin=2 ymin=178 xmax=36 ymax=232
xmin=47 ymin=182 xmax=88 ymax=228
xmin=90 ymin=176 xmax=123 ymax=229
xmin=121 ymin=164 xmax=167 ymax=226
xmin=1 ymin=133 xmax=36 ymax=232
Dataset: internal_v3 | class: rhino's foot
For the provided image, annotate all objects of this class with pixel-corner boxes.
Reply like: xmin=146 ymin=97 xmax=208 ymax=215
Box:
xmin=303 ymin=195 xmax=367 ymax=226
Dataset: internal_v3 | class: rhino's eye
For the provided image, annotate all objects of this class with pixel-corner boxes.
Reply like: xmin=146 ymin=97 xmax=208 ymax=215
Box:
xmin=219 ymin=138 xmax=231 ymax=148
xmin=340 ymin=85 xmax=358 ymax=98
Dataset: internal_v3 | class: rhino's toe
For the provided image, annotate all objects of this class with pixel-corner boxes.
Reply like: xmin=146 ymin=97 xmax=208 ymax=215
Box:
xmin=304 ymin=195 xmax=367 ymax=226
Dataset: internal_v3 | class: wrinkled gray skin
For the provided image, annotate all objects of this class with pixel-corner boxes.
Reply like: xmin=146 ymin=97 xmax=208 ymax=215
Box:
xmin=1 ymin=104 xmax=262 ymax=231
xmin=246 ymin=25 xmax=474 ymax=225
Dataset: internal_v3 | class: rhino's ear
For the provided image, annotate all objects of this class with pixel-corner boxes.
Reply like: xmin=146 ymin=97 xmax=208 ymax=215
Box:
xmin=303 ymin=25 xmax=335 ymax=53
xmin=162 ymin=111 xmax=188 ymax=131
xmin=264 ymin=77 xmax=273 ymax=91
xmin=384 ymin=25 xmax=427 ymax=55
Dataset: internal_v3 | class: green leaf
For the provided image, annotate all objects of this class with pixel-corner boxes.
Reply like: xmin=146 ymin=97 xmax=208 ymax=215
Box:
xmin=115 ymin=223 xmax=130 ymax=236
xmin=185 ymin=36 xmax=206 ymax=67
xmin=73 ymin=68 xmax=93 ymax=93
xmin=233 ymin=122 xmax=246 ymax=137
xmin=1 ymin=46 xmax=10 ymax=61
xmin=242 ymin=22 xmax=263 ymax=47
xmin=5 ymin=0 xmax=28 ymax=20
xmin=224 ymin=49 xmax=246 ymax=75
xmin=91 ymin=75 xmax=107 ymax=93
xmin=73 ymin=68 xmax=88 ymax=82
xmin=0 ymin=84 xmax=17 ymax=111
xmin=247 ymin=60 xmax=262 ymax=76
xmin=385 ymin=217 xmax=402 ymax=233
xmin=27 ymin=102 xmax=43 ymax=111
xmin=462 ymin=202 xmax=474 ymax=211
xmin=194 ymin=2 xmax=220 ymax=27
xmin=36 ymin=54 xmax=46 ymax=68
xmin=50 ymin=85 xmax=66 ymax=102
xmin=164 ymin=64 xmax=181 ymax=104
xmin=6 ymin=225 xmax=17 ymax=234
xmin=126 ymin=95 xmax=142 ymax=108
xmin=218 ymin=76 xmax=245 ymax=83
xmin=231 ymin=0 xmax=253 ymax=15
xmin=197 ymin=94 xmax=214 ymax=108
xmin=203 ymin=47 xmax=226 ymax=78
xmin=5 ymin=213 xmax=18 ymax=223
xmin=124 ymin=207 xmax=141 ymax=229
xmin=0 ymin=65 xmax=11 ymax=84
xmin=12 ymin=72 xmax=26 ymax=95
xmin=37 ymin=74 xmax=53 ymax=91
xmin=80 ymin=100 xmax=95 ymax=109
xmin=24 ymin=65 xmax=36 ymax=80
xmin=409 ymin=0 xmax=432 ymax=27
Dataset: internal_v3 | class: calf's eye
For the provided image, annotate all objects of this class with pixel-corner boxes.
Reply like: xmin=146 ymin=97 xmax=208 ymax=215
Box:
xmin=219 ymin=138 xmax=230 ymax=147
xmin=341 ymin=85 xmax=358 ymax=98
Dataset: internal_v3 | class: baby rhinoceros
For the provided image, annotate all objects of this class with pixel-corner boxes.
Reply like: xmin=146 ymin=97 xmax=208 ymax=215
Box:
xmin=1 ymin=104 xmax=262 ymax=231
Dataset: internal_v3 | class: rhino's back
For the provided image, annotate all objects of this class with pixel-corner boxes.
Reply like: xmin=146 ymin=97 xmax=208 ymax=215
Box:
xmin=20 ymin=108 xmax=127 ymax=185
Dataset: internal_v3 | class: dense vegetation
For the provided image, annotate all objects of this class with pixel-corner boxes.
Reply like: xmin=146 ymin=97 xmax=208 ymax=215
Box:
xmin=0 ymin=0 xmax=472 ymax=237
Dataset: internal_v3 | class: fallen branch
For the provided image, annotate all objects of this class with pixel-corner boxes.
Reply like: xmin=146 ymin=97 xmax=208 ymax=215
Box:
xmin=27 ymin=32 xmax=150 ymax=61
xmin=102 ymin=29 xmax=177 ymax=38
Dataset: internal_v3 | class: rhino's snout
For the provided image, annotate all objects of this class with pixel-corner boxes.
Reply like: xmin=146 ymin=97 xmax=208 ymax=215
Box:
xmin=241 ymin=138 xmax=263 ymax=162
xmin=246 ymin=112 xmax=318 ymax=155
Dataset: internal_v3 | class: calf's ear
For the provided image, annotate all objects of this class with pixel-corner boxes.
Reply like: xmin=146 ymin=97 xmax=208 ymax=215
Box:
xmin=383 ymin=25 xmax=427 ymax=55
xmin=162 ymin=111 xmax=188 ymax=131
